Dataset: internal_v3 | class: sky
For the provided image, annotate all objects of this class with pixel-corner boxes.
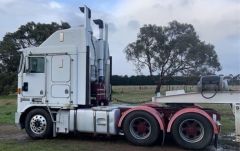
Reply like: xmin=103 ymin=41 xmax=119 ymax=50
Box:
xmin=0 ymin=0 xmax=239 ymax=76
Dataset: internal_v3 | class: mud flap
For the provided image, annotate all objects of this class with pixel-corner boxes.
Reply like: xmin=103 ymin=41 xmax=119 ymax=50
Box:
xmin=214 ymin=134 xmax=218 ymax=148
xmin=161 ymin=132 xmax=165 ymax=146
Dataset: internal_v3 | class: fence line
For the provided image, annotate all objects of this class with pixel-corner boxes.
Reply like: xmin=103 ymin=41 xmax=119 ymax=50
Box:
xmin=113 ymin=85 xmax=240 ymax=93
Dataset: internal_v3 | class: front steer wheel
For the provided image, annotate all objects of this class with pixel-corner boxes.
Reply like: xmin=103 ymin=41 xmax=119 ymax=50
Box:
xmin=172 ymin=113 xmax=213 ymax=150
xmin=123 ymin=111 xmax=160 ymax=146
xmin=25 ymin=109 xmax=53 ymax=139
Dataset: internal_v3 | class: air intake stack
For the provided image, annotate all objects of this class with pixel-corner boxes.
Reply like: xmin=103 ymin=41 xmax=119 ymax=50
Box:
xmin=93 ymin=19 xmax=104 ymax=40
xmin=79 ymin=6 xmax=92 ymax=33
xmin=94 ymin=19 xmax=104 ymax=82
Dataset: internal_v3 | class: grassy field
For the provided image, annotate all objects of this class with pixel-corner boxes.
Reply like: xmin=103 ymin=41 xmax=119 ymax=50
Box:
xmin=0 ymin=86 xmax=237 ymax=151
xmin=0 ymin=95 xmax=17 ymax=124
xmin=0 ymin=137 xmax=187 ymax=151
xmin=0 ymin=139 xmax=127 ymax=151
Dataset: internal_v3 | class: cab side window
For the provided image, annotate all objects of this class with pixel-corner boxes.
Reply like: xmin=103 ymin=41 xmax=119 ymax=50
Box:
xmin=28 ymin=57 xmax=45 ymax=73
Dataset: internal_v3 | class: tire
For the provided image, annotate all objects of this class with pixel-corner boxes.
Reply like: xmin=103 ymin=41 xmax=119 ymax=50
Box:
xmin=172 ymin=113 xmax=213 ymax=150
xmin=25 ymin=108 xmax=53 ymax=139
xmin=123 ymin=111 xmax=160 ymax=146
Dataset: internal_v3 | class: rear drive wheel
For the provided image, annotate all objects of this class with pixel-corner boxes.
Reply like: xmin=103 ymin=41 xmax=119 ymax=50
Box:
xmin=123 ymin=111 xmax=160 ymax=146
xmin=172 ymin=113 xmax=213 ymax=150
xmin=25 ymin=109 xmax=53 ymax=139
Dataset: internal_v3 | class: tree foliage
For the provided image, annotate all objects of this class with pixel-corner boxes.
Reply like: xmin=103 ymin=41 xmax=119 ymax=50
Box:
xmin=125 ymin=21 xmax=221 ymax=92
xmin=0 ymin=22 xmax=70 ymax=73
xmin=110 ymin=74 xmax=240 ymax=86
xmin=0 ymin=21 xmax=70 ymax=94
xmin=229 ymin=74 xmax=240 ymax=85
xmin=111 ymin=75 xmax=200 ymax=86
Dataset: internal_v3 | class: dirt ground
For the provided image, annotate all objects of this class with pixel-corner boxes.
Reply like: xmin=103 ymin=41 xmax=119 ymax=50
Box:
xmin=0 ymin=124 xmax=27 ymax=140
xmin=0 ymin=124 xmax=239 ymax=151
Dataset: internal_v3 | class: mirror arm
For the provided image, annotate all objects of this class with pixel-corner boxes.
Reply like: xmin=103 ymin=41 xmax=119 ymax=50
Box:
xmin=25 ymin=57 xmax=30 ymax=73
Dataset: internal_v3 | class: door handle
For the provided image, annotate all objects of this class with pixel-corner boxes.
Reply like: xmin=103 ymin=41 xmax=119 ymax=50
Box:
xmin=40 ymin=90 xmax=44 ymax=95
xmin=65 ymin=89 xmax=69 ymax=94
xmin=22 ymin=82 xmax=28 ymax=91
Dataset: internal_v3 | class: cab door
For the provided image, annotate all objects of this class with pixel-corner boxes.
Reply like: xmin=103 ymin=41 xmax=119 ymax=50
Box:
xmin=47 ymin=55 xmax=71 ymax=105
xmin=22 ymin=57 xmax=46 ymax=97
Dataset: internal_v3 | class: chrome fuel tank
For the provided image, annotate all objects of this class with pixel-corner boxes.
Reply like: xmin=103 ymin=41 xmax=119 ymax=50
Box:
xmin=70 ymin=106 xmax=120 ymax=135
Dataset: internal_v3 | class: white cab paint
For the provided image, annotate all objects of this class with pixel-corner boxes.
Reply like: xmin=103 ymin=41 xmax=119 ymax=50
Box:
xmin=22 ymin=73 xmax=45 ymax=97
xmin=51 ymin=55 xmax=71 ymax=82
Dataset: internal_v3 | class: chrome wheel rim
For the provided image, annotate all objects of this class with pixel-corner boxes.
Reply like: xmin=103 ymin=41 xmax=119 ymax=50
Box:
xmin=30 ymin=115 xmax=47 ymax=135
xmin=179 ymin=119 xmax=204 ymax=143
xmin=129 ymin=117 xmax=151 ymax=140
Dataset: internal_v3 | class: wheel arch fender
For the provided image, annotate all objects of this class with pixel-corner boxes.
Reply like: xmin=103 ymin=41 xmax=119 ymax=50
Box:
xmin=118 ymin=106 xmax=165 ymax=132
xmin=167 ymin=107 xmax=219 ymax=134
xmin=19 ymin=106 xmax=49 ymax=129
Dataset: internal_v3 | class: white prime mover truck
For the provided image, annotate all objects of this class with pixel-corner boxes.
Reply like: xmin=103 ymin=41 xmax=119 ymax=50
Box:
xmin=15 ymin=6 xmax=240 ymax=150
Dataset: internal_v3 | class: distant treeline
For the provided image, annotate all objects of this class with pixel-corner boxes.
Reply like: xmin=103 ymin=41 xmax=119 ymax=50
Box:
xmin=111 ymin=75 xmax=200 ymax=85
xmin=111 ymin=75 xmax=240 ymax=86
xmin=0 ymin=73 xmax=17 ymax=95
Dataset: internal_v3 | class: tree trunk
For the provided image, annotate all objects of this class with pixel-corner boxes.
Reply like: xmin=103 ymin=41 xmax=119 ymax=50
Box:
xmin=155 ymin=83 xmax=162 ymax=94
xmin=148 ymin=65 xmax=153 ymax=77
xmin=155 ymin=77 xmax=163 ymax=94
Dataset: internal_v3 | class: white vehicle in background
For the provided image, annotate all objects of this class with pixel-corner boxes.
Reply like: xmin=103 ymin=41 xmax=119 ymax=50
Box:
xmin=15 ymin=6 xmax=240 ymax=150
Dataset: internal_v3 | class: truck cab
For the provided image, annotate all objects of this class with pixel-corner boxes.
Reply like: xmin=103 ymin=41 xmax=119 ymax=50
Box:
xmin=16 ymin=6 xmax=111 ymax=111
xmin=16 ymin=6 xmax=115 ymax=136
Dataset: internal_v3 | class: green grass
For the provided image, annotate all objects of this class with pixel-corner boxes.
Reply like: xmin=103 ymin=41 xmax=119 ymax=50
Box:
xmin=0 ymin=95 xmax=16 ymax=124
xmin=112 ymin=88 xmax=154 ymax=103
xmin=0 ymin=95 xmax=17 ymax=100
xmin=201 ymin=104 xmax=235 ymax=134
xmin=0 ymin=139 xmax=93 ymax=151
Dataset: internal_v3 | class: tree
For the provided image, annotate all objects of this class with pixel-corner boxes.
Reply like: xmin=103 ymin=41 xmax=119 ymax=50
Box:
xmin=0 ymin=21 xmax=70 ymax=73
xmin=0 ymin=21 xmax=70 ymax=95
xmin=124 ymin=21 xmax=221 ymax=93
xmin=229 ymin=74 xmax=240 ymax=85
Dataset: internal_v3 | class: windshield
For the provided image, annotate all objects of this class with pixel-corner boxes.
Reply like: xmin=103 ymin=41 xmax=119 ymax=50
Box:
xmin=18 ymin=53 xmax=23 ymax=74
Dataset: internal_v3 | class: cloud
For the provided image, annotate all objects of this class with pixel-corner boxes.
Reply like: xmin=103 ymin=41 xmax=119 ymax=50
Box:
xmin=0 ymin=0 xmax=239 ymax=75
xmin=0 ymin=0 xmax=67 ymax=38
xmin=106 ymin=0 xmax=240 ymax=75
xmin=108 ymin=22 xmax=117 ymax=33
xmin=110 ymin=0 xmax=239 ymax=42
xmin=49 ymin=1 xmax=62 ymax=9
xmin=127 ymin=20 xmax=140 ymax=30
